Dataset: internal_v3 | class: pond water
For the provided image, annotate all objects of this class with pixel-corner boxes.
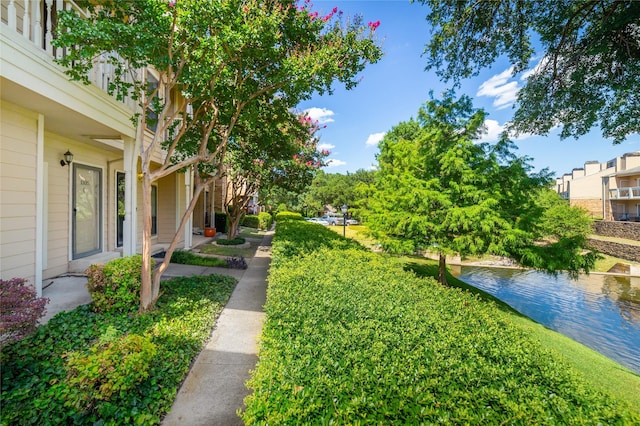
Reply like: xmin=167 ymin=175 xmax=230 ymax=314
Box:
xmin=451 ymin=266 xmax=640 ymax=375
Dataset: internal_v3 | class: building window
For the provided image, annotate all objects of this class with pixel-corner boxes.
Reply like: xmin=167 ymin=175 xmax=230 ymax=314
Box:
xmin=146 ymin=73 xmax=159 ymax=132
xmin=606 ymin=159 xmax=615 ymax=169
xmin=151 ymin=185 xmax=158 ymax=236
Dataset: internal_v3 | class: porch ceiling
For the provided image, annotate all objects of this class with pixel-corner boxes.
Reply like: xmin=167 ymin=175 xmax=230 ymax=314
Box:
xmin=2 ymin=77 xmax=125 ymax=153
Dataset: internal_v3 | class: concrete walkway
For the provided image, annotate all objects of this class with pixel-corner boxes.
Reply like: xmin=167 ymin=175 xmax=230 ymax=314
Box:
xmin=161 ymin=231 xmax=272 ymax=425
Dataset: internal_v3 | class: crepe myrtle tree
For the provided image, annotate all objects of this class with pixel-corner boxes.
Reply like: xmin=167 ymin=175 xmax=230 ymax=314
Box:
xmin=54 ymin=0 xmax=382 ymax=310
xmin=222 ymin=109 xmax=328 ymax=238
xmin=367 ymin=92 xmax=597 ymax=285
xmin=417 ymin=0 xmax=640 ymax=144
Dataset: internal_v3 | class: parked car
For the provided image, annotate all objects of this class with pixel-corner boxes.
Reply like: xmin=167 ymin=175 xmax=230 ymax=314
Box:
xmin=306 ymin=217 xmax=330 ymax=226
xmin=320 ymin=215 xmax=338 ymax=225
xmin=345 ymin=218 xmax=359 ymax=225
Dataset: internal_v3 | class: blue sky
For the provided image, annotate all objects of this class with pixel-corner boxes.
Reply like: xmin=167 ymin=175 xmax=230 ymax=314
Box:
xmin=298 ymin=0 xmax=639 ymax=178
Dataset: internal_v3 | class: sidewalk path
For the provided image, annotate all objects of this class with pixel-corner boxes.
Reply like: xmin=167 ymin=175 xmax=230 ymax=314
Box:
xmin=161 ymin=231 xmax=273 ymax=425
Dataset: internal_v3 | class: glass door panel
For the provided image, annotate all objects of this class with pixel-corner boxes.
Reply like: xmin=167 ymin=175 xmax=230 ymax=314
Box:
xmin=73 ymin=164 xmax=102 ymax=258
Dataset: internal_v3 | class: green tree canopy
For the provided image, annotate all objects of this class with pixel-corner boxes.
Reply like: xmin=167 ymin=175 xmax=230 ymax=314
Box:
xmin=367 ymin=92 xmax=597 ymax=285
xmin=418 ymin=0 xmax=640 ymax=143
xmin=54 ymin=0 xmax=382 ymax=309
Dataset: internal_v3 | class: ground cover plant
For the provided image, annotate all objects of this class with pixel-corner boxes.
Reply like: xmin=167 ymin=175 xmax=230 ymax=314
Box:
xmin=241 ymin=218 xmax=640 ymax=423
xmin=0 ymin=274 xmax=236 ymax=425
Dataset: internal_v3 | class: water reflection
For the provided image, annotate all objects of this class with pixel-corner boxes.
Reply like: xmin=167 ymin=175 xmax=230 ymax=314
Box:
xmin=452 ymin=266 xmax=640 ymax=375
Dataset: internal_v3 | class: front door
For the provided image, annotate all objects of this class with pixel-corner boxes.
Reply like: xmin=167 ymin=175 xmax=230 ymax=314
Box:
xmin=73 ymin=164 xmax=102 ymax=259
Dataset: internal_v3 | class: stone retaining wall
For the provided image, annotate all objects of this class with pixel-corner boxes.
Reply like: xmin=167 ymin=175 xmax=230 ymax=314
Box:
xmin=593 ymin=221 xmax=640 ymax=241
xmin=587 ymin=238 xmax=640 ymax=263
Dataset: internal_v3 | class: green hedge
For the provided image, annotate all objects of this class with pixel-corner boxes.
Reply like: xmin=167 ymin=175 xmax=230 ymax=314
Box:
xmin=257 ymin=212 xmax=273 ymax=230
xmin=242 ymin=215 xmax=260 ymax=228
xmin=274 ymin=211 xmax=303 ymax=222
xmin=1 ymin=275 xmax=236 ymax=425
xmin=214 ymin=212 xmax=228 ymax=233
xmin=241 ymin=212 xmax=273 ymax=230
xmin=241 ymin=221 xmax=638 ymax=424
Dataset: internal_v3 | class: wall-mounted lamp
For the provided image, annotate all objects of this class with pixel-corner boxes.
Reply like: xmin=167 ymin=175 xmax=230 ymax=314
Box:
xmin=60 ymin=150 xmax=74 ymax=167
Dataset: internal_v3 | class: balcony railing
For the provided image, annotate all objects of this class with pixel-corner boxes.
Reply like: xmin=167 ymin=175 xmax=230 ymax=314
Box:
xmin=1 ymin=0 xmax=137 ymax=110
xmin=609 ymin=187 xmax=640 ymax=199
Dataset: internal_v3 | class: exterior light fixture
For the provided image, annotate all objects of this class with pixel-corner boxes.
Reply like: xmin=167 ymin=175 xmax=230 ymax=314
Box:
xmin=60 ymin=150 xmax=74 ymax=167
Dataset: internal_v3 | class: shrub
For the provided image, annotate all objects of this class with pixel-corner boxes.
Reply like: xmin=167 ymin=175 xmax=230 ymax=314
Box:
xmin=241 ymin=222 xmax=639 ymax=424
xmin=242 ymin=215 xmax=260 ymax=228
xmin=257 ymin=212 xmax=273 ymax=230
xmin=64 ymin=331 xmax=157 ymax=413
xmin=217 ymin=237 xmax=246 ymax=246
xmin=86 ymin=255 xmax=149 ymax=313
xmin=214 ymin=212 xmax=228 ymax=233
xmin=275 ymin=211 xmax=303 ymax=222
xmin=0 ymin=278 xmax=49 ymax=343
xmin=226 ymin=256 xmax=248 ymax=270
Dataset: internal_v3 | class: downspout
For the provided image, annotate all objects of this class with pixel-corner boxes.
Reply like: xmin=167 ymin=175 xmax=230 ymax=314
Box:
xmin=123 ymin=136 xmax=138 ymax=256
xmin=35 ymin=114 xmax=44 ymax=297
xmin=183 ymin=167 xmax=193 ymax=249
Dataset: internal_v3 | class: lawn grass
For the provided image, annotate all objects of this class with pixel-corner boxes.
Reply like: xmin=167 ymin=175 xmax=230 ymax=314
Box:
xmin=199 ymin=243 xmax=256 ymax=258
xmin=239 ymin=228 xmax=267 ymax=239
xmin=171 ymin=250 xmax=228 ymax=267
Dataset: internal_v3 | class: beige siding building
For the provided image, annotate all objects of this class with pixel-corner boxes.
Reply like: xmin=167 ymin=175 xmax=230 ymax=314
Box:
xmin=1 ymin=1 xmax=225 ymax=296
xmin=555 ymin=152 xmax=640 ymax=221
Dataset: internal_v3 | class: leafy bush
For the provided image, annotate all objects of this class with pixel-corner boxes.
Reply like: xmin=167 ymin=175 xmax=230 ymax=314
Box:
xmin=1 ymin=274 xmax=236 ymax=425
xmin=257 ymin=212 xmax=273 ymax=230
xmin=241 ymin=221 xmax=639 ymax=424
xmin=274 ymin=211 xmax=303 ymax=222
xmin=86 ymin=255 xmax=149 ymax=313
xmin=64 ymin=331 xmax=157 ymax=414
xmin=242 ymin=215 xmax=260 ymax=228
xmin=0 ymin=278 xmax=49 ymax=343
xmin=226 ymin=256 xmax=248 ymax=270
xmin=171 ymin=250 xmax=227 ymax=267
xmin=216 ymin=237 xmax=246 ymax=246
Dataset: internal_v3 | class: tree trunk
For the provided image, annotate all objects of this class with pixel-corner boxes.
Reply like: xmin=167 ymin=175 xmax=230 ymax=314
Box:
xmin=438 ymin=252 xmax=448 ymax=286
xmin=227 ymin=213 xmax=243 ymax=239
xmin=140 ymin=173 xmax=154 ymax=311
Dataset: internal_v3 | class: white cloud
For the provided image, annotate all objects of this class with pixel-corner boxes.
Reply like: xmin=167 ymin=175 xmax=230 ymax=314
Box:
xmin=476 ymin=119 xmax=505 ymax=143
xmin=325 ymin=158 xmax=346 ymax=168
xmin=317 ymin=143 xmax=335 ymax=152
xmin=476 ymin=119 xmax=535 ymax=143
xmin=365 ymin=132 xmax=386 ymax=147
xmin=303 ymin=107 xmax=335 ymax=124
xmin=476 ymin=67 xmax=520 ymax=110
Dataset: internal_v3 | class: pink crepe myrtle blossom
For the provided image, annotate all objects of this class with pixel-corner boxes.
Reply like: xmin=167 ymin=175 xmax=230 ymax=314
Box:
xmin=368 ymin=20 xmax=380 ymax=31
xmin=168 ymin=0 xmax=176 ymax=7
